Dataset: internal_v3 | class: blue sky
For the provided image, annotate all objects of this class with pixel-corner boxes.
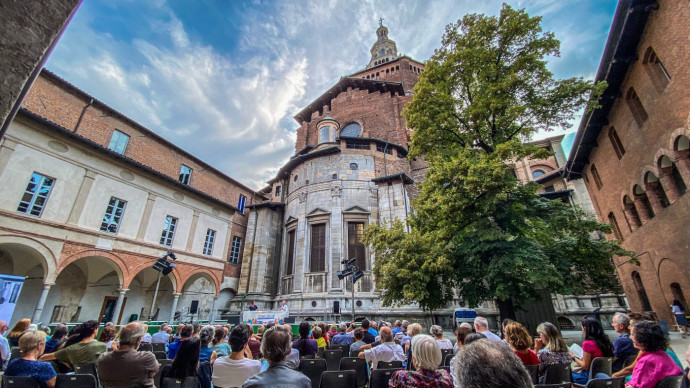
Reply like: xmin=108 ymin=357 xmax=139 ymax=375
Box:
xmin=46 ymin=0 xmax=618 ymax=189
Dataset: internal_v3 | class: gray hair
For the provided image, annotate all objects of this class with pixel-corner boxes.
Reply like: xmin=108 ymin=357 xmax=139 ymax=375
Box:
xmin=613 ymin=313 xmax=630 ymax=327
xmin=459 ymin=322 xmax=472 ymax=330
xmin=474 ymin=316 xmax=489 ymax=329
xmin=119 ymin=322 xmax=146 ymax=346
xmin=199 ymin=326 xmax=215 ymax=347
xmin=430 ymin=325 xmax=444 ymax=338
xmin=261 ymin=326 xmax=292 ymax=363
xmin=339 ymin=323 xmax=347 ymax=333
xmin=454 ymin=339 xmax=533 ymax=388
xmin=411 ymin=334 xmax=442 ymax=370
xmin=402 ymin=320 xmax=410 ymax=328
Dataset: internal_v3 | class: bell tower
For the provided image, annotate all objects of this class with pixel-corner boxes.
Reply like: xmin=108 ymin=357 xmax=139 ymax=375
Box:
xmin=366 ymin=18 xmax=399 ymax=69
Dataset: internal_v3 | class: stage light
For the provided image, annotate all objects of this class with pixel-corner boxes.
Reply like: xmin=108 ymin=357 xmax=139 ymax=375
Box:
xmin=352 ymin=270 xmax=364 ymax=282
xmin=337 ymin=268 xmax=353 ymax=280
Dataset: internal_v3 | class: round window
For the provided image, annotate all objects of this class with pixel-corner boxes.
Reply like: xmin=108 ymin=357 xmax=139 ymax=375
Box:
xmin=350 ymin=163 xmax=358 ymax=170
xmin=293 ymin=175 xmax=298 ymax=182
xmin=311 ymin=301 xmax=317 ymax=307
xmin=356 ymin=300 xmax=362 ymax=307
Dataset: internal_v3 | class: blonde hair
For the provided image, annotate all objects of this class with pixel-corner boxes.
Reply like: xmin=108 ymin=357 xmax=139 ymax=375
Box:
xmin=19 ymin=330 xmax=46 ymax=355
xmin=408 ymin=323 xmax=423 ymax=336
xmin=504 ymin=321 xmax=532 ymax=351
xmin=411 ymin=334 xmax=442 ymax=370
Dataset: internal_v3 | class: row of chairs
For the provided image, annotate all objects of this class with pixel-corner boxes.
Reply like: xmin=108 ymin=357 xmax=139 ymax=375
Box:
xmin=3 ymin=374 xmax=97 ymax=388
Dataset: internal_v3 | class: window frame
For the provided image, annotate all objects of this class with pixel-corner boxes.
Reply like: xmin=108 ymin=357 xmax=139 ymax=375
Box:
xmin=17 ymin=172 xmax=56 ymax=217
xmin=608 ymin=127 xmax=626 ymax=160
xmin=238 ymin=194 xmax=247 ymax=214
xmin=108 ymin=130 xmax=130 ymax=155
xmin=179 ymin=165 xmax=192 ymax=185
xmin=285 ymin=228 xmax=296 ymax=276
xmin=203 ymin=228 xmax=216 ymax=256
xmin=590 ymin=164 xmax=603 ymax=190
xmin=100 ymin=197 xmax=127 ymax=234
xmin=347 ymin=222 xmax=367 ymax=271
xmin=309 ymin=223 xmax=327 ymax=272
xmin=159 ymin=216 xmax=179 ymax=247
xmin=230 ymin=236 xmax=242 ymax=264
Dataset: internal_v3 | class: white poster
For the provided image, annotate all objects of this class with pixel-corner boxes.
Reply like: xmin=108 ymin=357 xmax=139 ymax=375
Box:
xmin=0 ymin=275 xmax=25 ymax=324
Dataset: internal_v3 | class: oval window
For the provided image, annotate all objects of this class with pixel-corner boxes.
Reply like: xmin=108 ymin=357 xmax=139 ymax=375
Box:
xmin=293 ymin=175 xmax=298 ymax=182
xmin=350 ymin=163 xmax=358 ymax=170
xmin=532 ymin=170 xmax=545 ymax=179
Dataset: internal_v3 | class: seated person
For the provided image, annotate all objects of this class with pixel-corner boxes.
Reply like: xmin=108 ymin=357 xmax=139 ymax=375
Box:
xmin=389 ymin=334 xmax=452 ymax=387
xmin=40 ymin=320 xmax=106 ymax=368
xmin=626 ymin=321 xmax=681 ymax=388
xmin=534 ymin=322 xmax=572 ymax=378
xmin=453 ymin=338 xmax=533 ymax=388
xmin=97 ymin=322 xmax=159 ymax=388
xmin=292 ymin=322 xmax=317 ymax=357
xmin=611 ymin=313 xmax=637 ymax=373
xmin=571 ymin=317 xmax=613 ymax=384
xmin=213 ymin=324 xmax=261 ymax=388
xmin=162 ymin=337 xmax=201 ymax=382
xmin=504 ymin=321 xmax=538 ymax=365
xmin=359 ymin=327 xmax=405 ymax=370
xmin=312 ymin=326 xmax=326 ymax=349
xmin=331 ymin=324 xmax=354 ymax=346
xmin=349 ymin=329 xmax=366 ymax=355
xmin=242 ymin=326 xmax=310 ymax=388
xmin=4 ymin=331 xmax=56 ymax=388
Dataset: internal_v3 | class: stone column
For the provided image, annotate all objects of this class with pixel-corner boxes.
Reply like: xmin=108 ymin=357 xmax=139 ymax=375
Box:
xmin=169 ymin=293 xmax=181 ymax=324
xmin=67 ymin=170 xmax=96 ymax=224
xmin=657 ymin=168 xmax=682 ymax=203
xmin=137 ymin=193 xmax=158 ymax=240
xmin=633 ymin=193 xmax=653 ymax=222
xmin=208 ymin=296 xmax=218 ymax=323
xmin=644 ymin=182 xmax=666 ymax=215
xmin=32 ymin=283 xmax=54 ymax=323
xmin=186 ymin=210 xmax=200 ymax=252
xmin=112 ymin=288 xmax=128 ymax=325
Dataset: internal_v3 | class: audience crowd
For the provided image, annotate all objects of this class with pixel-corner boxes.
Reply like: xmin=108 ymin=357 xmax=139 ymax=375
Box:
xmin=0 ymin=311 xmax=688 ymax=388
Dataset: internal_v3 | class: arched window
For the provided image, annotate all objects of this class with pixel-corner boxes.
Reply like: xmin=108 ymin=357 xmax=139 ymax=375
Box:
xmin=658 ymin=155 xmax=687 ymax=199
xmin=608 ymin=212 xmax=623 ymax=240
xmin=632 ymin=271 xmax=653 ymax=311
xmin=608 ymin=127 xmax=625 ymax=160
xmin=644 ymin=171 xmax=670 ymax=208
xmin=623 ymin=195 xmax=641 ymax=230
xmin=626 ymin=87 xmax=648 ymax=127
xmin=670 ymin=283 xmax=688 ymax=312
xmin=340 ymin=123 xmax=362 ymax=138
xmin=319 ymin=126 xmax=330 ymax=143
xmin=642 ymin=47 xmax=671 ymax=88
xmin=590 ymin=164 xmax=603 ymax=190
xmin=633 ymin=184 xmax=654 ymax=221
xmin=532 ymin=170 xmax=545 ymax=179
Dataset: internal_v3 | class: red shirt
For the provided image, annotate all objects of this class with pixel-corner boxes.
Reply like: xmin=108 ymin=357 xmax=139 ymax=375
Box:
xmin=515 ymin=349 xmax=539 ymax=365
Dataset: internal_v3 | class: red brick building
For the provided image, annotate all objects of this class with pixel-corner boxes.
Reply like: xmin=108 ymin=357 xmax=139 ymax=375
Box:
xmin=566 ymin=0 xmax=690 ymax=325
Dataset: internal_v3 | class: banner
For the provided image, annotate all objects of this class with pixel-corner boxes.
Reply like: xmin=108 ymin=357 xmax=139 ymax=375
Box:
xmin=242 ymin=310 xmax=289 ymax=325
xmin=0 ymin=275 xmax=25 ymax=324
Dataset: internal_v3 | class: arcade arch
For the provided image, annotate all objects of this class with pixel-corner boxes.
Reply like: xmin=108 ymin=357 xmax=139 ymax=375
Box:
xmin=177 ymin=272 xmax=218 ymax=322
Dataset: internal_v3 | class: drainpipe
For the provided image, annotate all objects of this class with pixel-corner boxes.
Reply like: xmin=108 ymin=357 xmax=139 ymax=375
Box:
xmin=73 ymin=98 xmax=93 ymax=133
xmin=383 ymin=143 xmax=389 ymax=176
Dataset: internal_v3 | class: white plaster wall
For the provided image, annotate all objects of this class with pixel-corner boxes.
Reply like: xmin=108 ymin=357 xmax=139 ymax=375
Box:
xmin=144 ymin=198 xmax=195 ymax=250
xmin=192 ymin=213 xmax=230 ymax=260
xmin=77 ymin=175 xmax=148 ymax=239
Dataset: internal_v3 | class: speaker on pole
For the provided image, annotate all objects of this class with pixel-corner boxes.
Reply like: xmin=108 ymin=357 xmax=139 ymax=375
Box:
xmin=333 ymin=301 xmax=340 ymax=315
xmin=190 ymin=300 xmax=199 ymax=315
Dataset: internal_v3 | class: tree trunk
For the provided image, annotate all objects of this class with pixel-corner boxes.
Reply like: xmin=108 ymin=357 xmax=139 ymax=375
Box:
xmin=497 ymin=298 xmax=517 ymax=323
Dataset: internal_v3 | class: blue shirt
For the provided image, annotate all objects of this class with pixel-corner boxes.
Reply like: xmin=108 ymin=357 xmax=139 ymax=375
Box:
xmin=392 ymin=327 xmax=403 ymax=335
xmin=368 ymin=328 xmax=379 ymax=337
xmin=200 ymin=346 xmax=213 ymax=362
xmin=612 ymin=333 xmax=636 ymax=372
xmin=167 ymin=340 xmax=183 ymax=359
xmin=5 ymin=358 xmax=56 ymax=388
xmin=331 ymin=333 xmax=354 ymax=346
xmin=151 ymin=331 xmax=170 ymax=344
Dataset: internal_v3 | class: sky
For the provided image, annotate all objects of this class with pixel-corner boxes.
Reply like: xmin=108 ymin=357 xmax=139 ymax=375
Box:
xmin=46 ymin=0 xmax=619 ymax=190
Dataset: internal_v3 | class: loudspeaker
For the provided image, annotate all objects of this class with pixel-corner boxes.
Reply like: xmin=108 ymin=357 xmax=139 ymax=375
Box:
xmin=333 ymin=301 xmax=340 ymax=315
xmin=190 ymin=300 xmax=199 ymax=315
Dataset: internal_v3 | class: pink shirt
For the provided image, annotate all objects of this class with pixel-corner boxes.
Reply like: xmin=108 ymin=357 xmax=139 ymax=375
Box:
xmin=582 ymin=340 xmax=604 ymax=359
xmin=627 ymin=350 xmax=682 ymax=388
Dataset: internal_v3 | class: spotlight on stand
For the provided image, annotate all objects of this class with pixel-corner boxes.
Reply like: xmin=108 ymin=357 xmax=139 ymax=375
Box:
xmin=337 ymin=268 xmax=353 ymax=280
xmin=341 ymin=258 xmax=356 ymax=266
xmin=352 ymin=270 xmax=364 ymax=282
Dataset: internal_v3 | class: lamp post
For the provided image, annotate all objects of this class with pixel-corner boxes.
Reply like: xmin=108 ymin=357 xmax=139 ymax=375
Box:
xmin=150 ymin=251 xmax=176 ymax=321
xmin=338 ymin=258 xmax=364 ymax=321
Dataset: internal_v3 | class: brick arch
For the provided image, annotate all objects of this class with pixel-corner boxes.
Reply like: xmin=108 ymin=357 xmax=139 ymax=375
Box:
xmin=652 ymin=148 xmax=675 ymax=168
xmin=178 ymin=267 xmax=220 ymax=296
xmin=669 ymin=127 xmax=690 ymax=151
xmin=657 ymin=258 xmax=690 ymax=309
xmin=0 ymin=234 xmax=58 ymax=282
xmin=57 ymin=248 xmax=128 ymax=287
xmin=638 ymin=165 xmax=660 ymax=186
xmin=126 ymin=261 xmax=180 ymax=292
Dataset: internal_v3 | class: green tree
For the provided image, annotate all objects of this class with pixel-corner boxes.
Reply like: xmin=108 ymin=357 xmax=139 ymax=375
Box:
xmin=363 ymin=4 xmax=631 ymax=318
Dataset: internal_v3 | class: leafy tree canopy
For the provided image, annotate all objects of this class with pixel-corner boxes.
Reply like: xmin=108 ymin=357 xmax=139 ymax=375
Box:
xmin=363 ymin=4 xmax=631 ymax=315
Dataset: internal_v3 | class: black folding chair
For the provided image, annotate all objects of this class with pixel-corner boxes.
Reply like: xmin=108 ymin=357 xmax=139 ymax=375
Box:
xmin=535 ymin=384 xmax=571 ymax=388
xmin=322 ymin=349 xmax=343 ymax=371
xmin=56 ymin=374 xmax=98 ymax=388
xmin=543 ymin=363 xmax=572 ymax=384
xmin=154 ymin=351 xmax=168 ymax=360
xmin=299 ymin=358 xmax=327 ymax=388
xmin=320 ymin=370 xmax=357 ymax=388
xmin=10 ymin=346 xmax=22 ymax=360
xmin=584 ymin=377 xmax=625 ymax=388
xmin=74 ymin=363 xmax=100 ymax=386
xmin=369 ymin=368 xmax=402 ymax=388
xmin=349 ymin=350 xmax=360 ymax=358
xmin=160 ymin=377 xmax=199 ymax=388
xmin=331 ymin=344 xmax=350 ymax=354
xmin=376 ymin=361 xmax=403 ymax=369
xmin=2 ymin=376 xmax=40 ymax=388
xmin=440 ymin=349 xmax=454 ymax=365
xmin=525 ymin=364 xmax=539 ymax=384
xmin=154 ymin=360 xmax=173 ymax=388
xmin=152 ymin=343 xmax=166 ymax=352
xmin=573 ymin=357 xmax=612 ymax=388
xmin=138 ymin=343 xmax=153 ymax=352
xmin=316 ymin=347 xmax=324 ymax=358
xmin=655 ymin=374 xmax=683 ymax=388
xmin=339 ymin=357 xmax=369 ymax=388
xmin=443 ymin=353 xmax=454 ymax=367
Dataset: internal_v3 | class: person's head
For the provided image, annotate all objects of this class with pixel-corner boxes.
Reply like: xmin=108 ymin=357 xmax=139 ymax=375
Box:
xmin=402 ymin=320 xmax=410 ymax=330
xmin=504 ymin=321 xmax=532 ymax=351
xmin=8 ymin=318 xmax=31 ymax=337
xmin=257 ymin=325 xmax=265 ymax=336
xmin=281 ymin=300 xmax=286 ymax=305
xmin=631 ymin=320 xmax=669 ymax=352
xmin=99 ymin=324 xmax=116 ymax=343
xmin=312 ymin=326 xmax=323 ymax=339
xmin=354 ymin=328 xmax=364 ymax=341
xmin=459 ymin=322 xmax=472 ymax=331
xmin=298 ymin=322 xmax=310 ymax=340
xmin=463 ymin=333 xmax=487 ymax=345
xmin=474 ymin=317 xmax=489 ymax=332
xmin=212 ymin=327 xmax=226 ymax=345
xmin=361 ymin=319 xmax=370 ymax=329
xmin=411 ymin=335 xmax=442 ymax=371
xmin=536 ymin=322 xmax=567 ymax=352
xmin=52 ymin=325 xmax=68 ymax=341
xmin=41 ymin=326 xmax=50 ymax=336
xmin=180 ymin=324 xmax=194 ymax=339
xmin=119 ymin=322 xmax=147 ymax=348
xmin=372 ymin=321 xmax=378 ymax=329
xmin=430 ymin=325 xmax=444 ymax=339
xmin=339 ymin=323 xmax=347 ymax=333
xmin=502 ymin=318 xmax=514 ymax=331
xmin=18 ymin=330 xmax=47 ymax=356
xmin=192 ymin=324 xmax=201 ymax=336
xmin=454 ymin=339 xmax=533 ymax=388
xmin=394 ymin=320 xmax=401 ymax=328
xmin=160 ymin=323 xmax=168 ymax=332
xmin=251 ymin=301 xmax=256 ymax=306
xmin=199 ymin=326 xmax=214 ymax=347
xmin=455 ymin=326 xmax=473 ymax=348
xmin=581 ymin=317 xmax=613 ymax=357
xmin=379 ymin=326 xmax=393 ymax=343
xmin=166 ymin=327 xmax=172 ymax=334
xmin=612 ymin=313 xmax=631 ymax=334
xmin=0 ymin=320 xmax=7 ymax=334
xmin=177 ymin=323 xmax=185 ymax=331
xmin=229 ymin=324 xmax=252 ymax=353
xmin=261 ymin=326 xmax=292 ymax=364
xmin=170 ymin=337 xmax=200 ymax=379
xmin=407 ymin=323 xmax=423 ymax=337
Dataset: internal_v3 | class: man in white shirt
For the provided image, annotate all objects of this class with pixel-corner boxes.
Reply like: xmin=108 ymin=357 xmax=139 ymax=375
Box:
xmin=279 ymin=300 xmax=288 ymax=313
xmin=0 ymin=320 xmax=9 ymax=369
xmin=474 ymin=316 xmax=502 ymax=341
xmin=212 ymin=323 xmax=261 ymax=387
xmin=359 ymin=327 xmax=405 ymax=370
